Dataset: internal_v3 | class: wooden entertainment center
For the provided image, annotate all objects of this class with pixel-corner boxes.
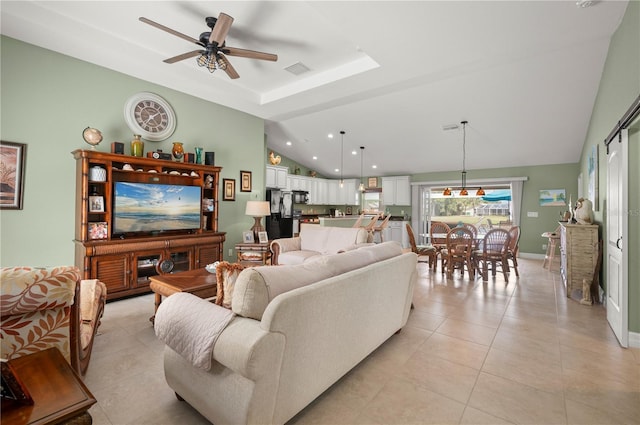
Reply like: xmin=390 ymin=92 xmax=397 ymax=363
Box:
xmin=73 ymin=150 xmax=225 ymax=301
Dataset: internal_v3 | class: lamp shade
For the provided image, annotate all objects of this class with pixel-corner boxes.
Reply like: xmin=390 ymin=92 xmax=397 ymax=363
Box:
xmin=245 ymin=201 xmax=270 ymax=217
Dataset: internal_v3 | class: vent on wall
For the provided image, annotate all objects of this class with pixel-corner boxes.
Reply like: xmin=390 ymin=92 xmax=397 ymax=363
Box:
xmin=284 ymin=62 xmax=311 ymax=75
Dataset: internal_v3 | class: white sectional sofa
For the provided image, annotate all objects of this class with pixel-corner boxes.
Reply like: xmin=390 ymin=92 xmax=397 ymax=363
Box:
xmin=270 ymin=224 xmax=371 ymax=265
xmin=154 ymin=242 xmax=417 ymax=425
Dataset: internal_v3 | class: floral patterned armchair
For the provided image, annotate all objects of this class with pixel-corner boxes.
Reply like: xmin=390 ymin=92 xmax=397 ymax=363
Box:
xmin=0 ymin=266 xmax=106 ymax=375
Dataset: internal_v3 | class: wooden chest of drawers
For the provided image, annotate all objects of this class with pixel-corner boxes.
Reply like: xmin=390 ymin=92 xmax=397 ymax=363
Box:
xmin=559 ymin=223 xmax=599 ymax=298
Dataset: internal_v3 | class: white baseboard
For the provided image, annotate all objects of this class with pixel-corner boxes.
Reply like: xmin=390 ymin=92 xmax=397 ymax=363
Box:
xmin=629 ymin=331 xmax=640 ymax=348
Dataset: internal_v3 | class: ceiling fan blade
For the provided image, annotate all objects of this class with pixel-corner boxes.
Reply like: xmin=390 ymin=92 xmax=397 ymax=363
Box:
xmin=139 ymin=17 xmax=204 ymax=46
xmin=209 ymin=13 xmax=234 ymax=46
xmin=163 ymin=50 xmax=203 ymax=64
xmin=223 ymin=46 xmax=277 ymax=62
xmin=219 ymin=53 xmax=239 ymax=79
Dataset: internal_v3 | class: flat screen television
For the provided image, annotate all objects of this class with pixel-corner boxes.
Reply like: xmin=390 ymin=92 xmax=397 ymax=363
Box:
xmin=113 ymin=182 xmax=202 ymax=236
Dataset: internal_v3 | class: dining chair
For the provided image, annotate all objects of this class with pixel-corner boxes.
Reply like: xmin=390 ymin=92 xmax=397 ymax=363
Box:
xmin=474 ymin=228 xmax=511 ymax=281
xmin=441 ymin=227 xmax=475 ymax=278
xmin=506 ymin=226 xmax=521 ymax=277
xmin=352 ymin=213 xmax=366 ymax=228
xmin=430 ymin=221 xmax=450 ymax=270
xmin=406 ymin=223 xmax=437 ymax=269
xmin=372 ymin=213 xmax=392 ymax=243
xmin=461 ymin=223 xmax=478 ymax=239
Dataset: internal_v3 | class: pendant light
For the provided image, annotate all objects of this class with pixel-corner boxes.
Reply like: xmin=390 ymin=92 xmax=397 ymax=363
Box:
xmin=443 ymin=121 xmax=485 ymax=196
xmin=358 ymin=146 xmax=365 ymax=192
xmin=339 ymin=130 xmax=345 ymax=188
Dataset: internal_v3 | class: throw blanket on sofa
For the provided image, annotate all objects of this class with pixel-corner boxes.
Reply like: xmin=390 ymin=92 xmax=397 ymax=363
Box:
xmin=154 ymin=293 xmax=235 ymax=371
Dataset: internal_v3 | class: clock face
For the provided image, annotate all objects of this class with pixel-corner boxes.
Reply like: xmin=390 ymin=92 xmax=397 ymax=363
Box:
xmin=124 ymin=92 xmax=176 ymax=141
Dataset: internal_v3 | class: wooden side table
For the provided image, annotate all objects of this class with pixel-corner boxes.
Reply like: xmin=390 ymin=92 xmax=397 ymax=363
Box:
xmin=1 ymin=347 xmax=96 ymax=425
xmin=235 ymin=242 xmax=271 ymax=266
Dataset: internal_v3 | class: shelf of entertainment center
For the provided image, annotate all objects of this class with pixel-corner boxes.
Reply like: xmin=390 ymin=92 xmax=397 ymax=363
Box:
xmin=73 ymin=149 xmax=224 ymax=300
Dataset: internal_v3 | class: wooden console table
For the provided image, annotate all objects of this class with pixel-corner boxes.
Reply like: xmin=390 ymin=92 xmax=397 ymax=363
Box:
xmin=1 ymin=348 xmax=96 ymax=425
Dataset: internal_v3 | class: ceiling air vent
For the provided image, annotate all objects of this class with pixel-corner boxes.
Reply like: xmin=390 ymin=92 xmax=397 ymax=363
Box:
xmin=442 ymin=123 xmax=460 ymax=132
xmin=285 ymin=62 xmax=311 ymax=76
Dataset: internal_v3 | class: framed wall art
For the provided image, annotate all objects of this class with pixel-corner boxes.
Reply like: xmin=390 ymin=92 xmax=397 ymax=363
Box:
xmin=0 ymin=141 xmax=27 ymax=210
xmin=223 ymin=178 xmax=236 ymax=201
xmin=539 ymin=189 xmax=566 ymax=207
xmin=240 ymin=170 xmax=252 ymax=192
xmin=368 ymin=177 xmax=377 ymax=188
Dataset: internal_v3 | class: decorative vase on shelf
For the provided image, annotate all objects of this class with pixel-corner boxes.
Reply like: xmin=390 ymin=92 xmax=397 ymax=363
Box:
xmin=172 ymin=142 xmax=184 ymax=162
xmin=131 ymin=134 xmax=144 ymax=157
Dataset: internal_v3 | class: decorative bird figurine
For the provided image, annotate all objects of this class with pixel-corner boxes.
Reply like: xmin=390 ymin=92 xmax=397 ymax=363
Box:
xmin=269 ymin=151 xmax=281 ymax=165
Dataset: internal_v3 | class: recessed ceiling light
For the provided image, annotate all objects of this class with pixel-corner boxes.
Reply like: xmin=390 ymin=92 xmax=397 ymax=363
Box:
xmin=334 ymin=168 xmax=340 ymax=173
xmin=313 ymin=156 xmax=317 ymax=160
xmin=286 ymin=141 xmax=292 ymax=146
xmin=328 ymin=133 xmax=334 ymax=139
xmin=372 ymin=165 xmax=377 ymax=169
xmin=351 ymin=150 xmax=357 ymax=155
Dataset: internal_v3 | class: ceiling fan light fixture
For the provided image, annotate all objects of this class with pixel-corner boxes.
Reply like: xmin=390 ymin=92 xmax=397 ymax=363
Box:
xmin=207 ymin=58 xmax=217 ymax=73
xmin=216 ymin=55 xmax=228 ymax=70
xmin=197 ymin=53 xmax=208 ymax=67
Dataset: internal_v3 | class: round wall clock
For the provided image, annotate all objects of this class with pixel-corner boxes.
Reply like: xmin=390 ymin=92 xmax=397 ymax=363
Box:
xmin=124 ymin=92 xmax=176 ymax=141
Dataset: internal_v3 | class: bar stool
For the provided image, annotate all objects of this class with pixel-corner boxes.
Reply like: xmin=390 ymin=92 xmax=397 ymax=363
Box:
xmin=541 ymin=226 xmax=561 ymax=271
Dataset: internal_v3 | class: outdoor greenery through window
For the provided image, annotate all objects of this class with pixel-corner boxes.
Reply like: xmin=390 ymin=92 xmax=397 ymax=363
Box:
xmin=428 ymin=186 xmax=513 ymax=232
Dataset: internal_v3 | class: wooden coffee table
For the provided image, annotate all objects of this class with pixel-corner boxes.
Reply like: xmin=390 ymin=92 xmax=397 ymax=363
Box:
xmin=149 ymin=268 xmax=217 ymax=323
xmin=1 ymin=347 xmax=96 ymax=425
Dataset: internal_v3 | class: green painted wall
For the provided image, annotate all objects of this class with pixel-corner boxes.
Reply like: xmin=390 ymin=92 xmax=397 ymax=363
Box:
xmin=411 ymin=163 xmax=579 ymax=256
xmin=579 ymin=0 xmax=639 ymax=333
xmin=0 ymin=36 xmax=265 ymax=265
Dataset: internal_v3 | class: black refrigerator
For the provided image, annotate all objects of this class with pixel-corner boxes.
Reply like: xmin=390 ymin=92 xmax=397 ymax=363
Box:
xmin=265 ymin=189 xmax=293 ymax=239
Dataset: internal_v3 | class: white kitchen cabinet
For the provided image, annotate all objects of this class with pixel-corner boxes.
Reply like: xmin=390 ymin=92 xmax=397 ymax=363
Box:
xmin=381 ymin=176 xmax=411 ymax=206
xmin=266 ymin=165 xmax=288 ymax=189
xmin=383 ymin=220 xmax=409 ymax=248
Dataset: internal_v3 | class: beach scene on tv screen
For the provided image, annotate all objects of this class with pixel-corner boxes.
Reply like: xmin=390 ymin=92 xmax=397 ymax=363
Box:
xmin=114 ymin=182 xmax=201 ymax=233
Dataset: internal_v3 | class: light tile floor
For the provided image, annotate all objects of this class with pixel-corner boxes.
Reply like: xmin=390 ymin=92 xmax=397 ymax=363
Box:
xmin=84 ymin=258 xmax=640 ymax=425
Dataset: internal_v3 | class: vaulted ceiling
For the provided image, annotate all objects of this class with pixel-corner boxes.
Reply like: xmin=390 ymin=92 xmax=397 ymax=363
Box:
xmin=1 ymin=1 xmax=628 ymax=178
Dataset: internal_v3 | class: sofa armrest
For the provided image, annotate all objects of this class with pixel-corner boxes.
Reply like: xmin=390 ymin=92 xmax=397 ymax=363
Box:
xmin=270 ymin=237 xmax=301 ymax=265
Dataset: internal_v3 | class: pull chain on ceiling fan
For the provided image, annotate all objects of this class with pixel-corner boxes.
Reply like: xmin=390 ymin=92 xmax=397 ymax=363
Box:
xmin=139 ymin=12 xmax=278 ymax=79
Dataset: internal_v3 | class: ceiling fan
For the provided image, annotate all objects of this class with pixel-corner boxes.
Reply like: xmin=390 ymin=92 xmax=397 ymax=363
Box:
xmin=140 ymin=12 xmax=278 ymax=79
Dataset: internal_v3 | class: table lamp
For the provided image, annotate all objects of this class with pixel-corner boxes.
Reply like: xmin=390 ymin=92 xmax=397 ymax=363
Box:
xmin=245 ymin=201 xmax=270 ymax=241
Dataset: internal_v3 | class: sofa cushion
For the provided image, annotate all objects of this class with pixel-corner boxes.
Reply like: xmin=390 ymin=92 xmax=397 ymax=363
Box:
xmin=232 ymin=241 xmax=403 ymax=320
xmin=215 ymin=262 xmax=246 ymax=309
xmin=299 ymin=226 xmax=367 ymax=255
xmin=276 ymin=250 xmax=321 ymax=265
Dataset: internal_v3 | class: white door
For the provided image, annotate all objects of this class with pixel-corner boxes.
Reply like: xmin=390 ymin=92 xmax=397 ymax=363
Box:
xmin=606 ymin=130 xmax=628 ymax=347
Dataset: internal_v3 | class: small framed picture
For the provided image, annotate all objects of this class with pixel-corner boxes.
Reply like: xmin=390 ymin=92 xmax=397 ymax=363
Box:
xmin=346 ymin=206 xmax=352 ymax=215
xmin=223 ymin=178 xmax=235 ymax=201
xmin=368 ymin=177 xmax=377 ymax=188
xmin=258 ymin=231 xmax=268 ymax=244
xmin=240 ymin=170 xmax=252 ymax=192
xmin=88 ymin=222 xmax=108 ymax=240
xmin=89 ymin=195 xmax=104 ymax=212
xmin=0 ymin=141 xmax=27 ymax=210
xmin=242 ymin=231 xmax=255 ymax=243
